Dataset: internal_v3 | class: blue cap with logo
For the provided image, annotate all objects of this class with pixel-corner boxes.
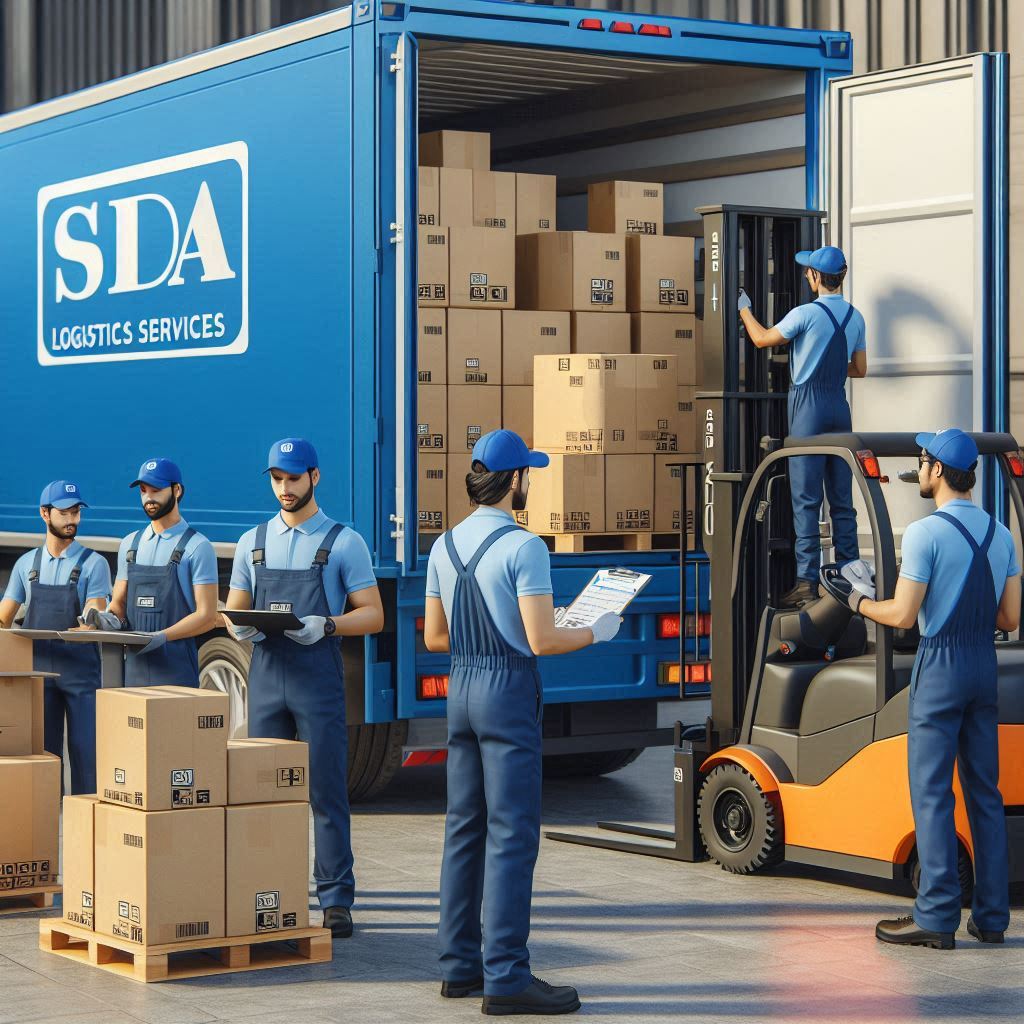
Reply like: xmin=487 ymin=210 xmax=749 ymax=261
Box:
xmin=916 ymin=428 xmax=979 ymax=472
xmin=265 ymin=438 xmax=319 ymax=475
xmin=795 ymin=245 xmax=848 ymax=275
xmin=471 ymin=429 xmax=550 ymax=472
xmin=130 ymin=458 xmax=182 ymax=489
xmin=40 ymin=480 xmax=87 ymax=510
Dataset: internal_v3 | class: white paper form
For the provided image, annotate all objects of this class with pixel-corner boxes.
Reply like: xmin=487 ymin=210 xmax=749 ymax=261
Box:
xmin=557 ymin=568 xmax=652 ymax=629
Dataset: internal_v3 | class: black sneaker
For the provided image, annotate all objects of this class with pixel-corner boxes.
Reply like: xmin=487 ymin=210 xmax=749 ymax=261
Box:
xmin=322 ymin=906 xmax=353 ymax=938
xmin=482 ymin=976 xmax=581 ymax=1016
xmin=875 ymin=914 xmax=954 ymax=949
xmin=442 ymin=977 xmax=484 ymax=998
xmin=779 ymin=581 xmax=819 ymax=609
xmin=967 ymin=916 xmax=1005 ymax=944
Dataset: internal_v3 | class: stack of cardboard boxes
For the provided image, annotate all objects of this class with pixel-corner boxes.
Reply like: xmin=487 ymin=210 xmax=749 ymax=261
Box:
xmin=61 ymin=686 xmax=311 ymax=945
xmin=0 ymin=633 xmax=60 ymax=905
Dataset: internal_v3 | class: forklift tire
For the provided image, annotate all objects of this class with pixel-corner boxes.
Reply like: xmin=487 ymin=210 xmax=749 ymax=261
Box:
xmin=697 ymin=763 xmax=783 ymax=873
xmin=909 ymin=843 xmax=975 ymax=908
xmin=542 ymin=748 xmax=645 ymax=779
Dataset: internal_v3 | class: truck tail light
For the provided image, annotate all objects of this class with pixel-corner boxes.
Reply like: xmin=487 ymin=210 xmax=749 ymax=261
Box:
xmin=658 ymin=613 xmax=680 ymax=639
xmin=685 ymin=662 xmax=712 ymax=685
xmin=418 ymin=675 xmax=449 ymax=699
xmin=415 ymin=616 xmax=424 ymax=632
xmin=1006 ymin=451 xmax=1024 ymax=477
xmin=610 ymin=21 xmax=635 ymax=33
xmin=402 ymin=749 xmax=447 ymax=768
xmin=577 ymin=18 xmax=603 ymax=31
xmin=638 ymin=24 xmax=671 ymax=36
xmin=856 ymin=450 xmax=881 ymax=478
xmin=658 ymin=662 xmax=681 ymax=685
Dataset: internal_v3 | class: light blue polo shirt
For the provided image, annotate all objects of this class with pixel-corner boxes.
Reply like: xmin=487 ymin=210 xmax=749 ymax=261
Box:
xmin=229 ymin=509 xmax=377 ymax=616
xmin=3 ymin=541 xmax=112 ymax=611
xmin=426 ymin=507 xmax=553 ymax=657
xmin=900 ymin=500 xmax=1020 ymax=636
xmin=115 ymin=519 xmax=218 ymax=613
xmin=776 ymin=294 xmax=866 ymax=386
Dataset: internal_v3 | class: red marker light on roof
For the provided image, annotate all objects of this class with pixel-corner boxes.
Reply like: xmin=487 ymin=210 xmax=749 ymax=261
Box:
xmin=610 ymin=21 xmax=635 ymax=33
xmin=856 ymin=450 xmax=881 ymax=478
xmin=577 ymin=18 xmax=603 ymax=31
xmin=638 ymin=24 xmax=671 ymax=37
xmin=1006 ymin=452 xmax=1024 ymax=478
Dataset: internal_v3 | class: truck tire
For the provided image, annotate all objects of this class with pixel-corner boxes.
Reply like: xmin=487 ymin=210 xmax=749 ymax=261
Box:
xmin=542 ymin=747 xmax=645 ymax=778
xmin=697 ymin=763 xmax=783 ymax=873
xmin=199 ymin=636 xmax=250 ymax=737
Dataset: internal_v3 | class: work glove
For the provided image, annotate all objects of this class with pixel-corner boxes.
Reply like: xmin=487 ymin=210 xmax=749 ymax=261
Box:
xmin=285 ymin=615 xmax=327 ymax=646
xmin=841 ymin=559 xmax=876 ymax=605
xmin=589 ymin=611 xmax=623 ymax=644
xmin=738 ymin=288 xmax=751 ymax=312
xmin=80 ymin=607 xmax=124 ymax=631
xmin=228 ymin=624 xmax=265 ymax=644
xmin=138 ymin=631 xmax=167 ymax=656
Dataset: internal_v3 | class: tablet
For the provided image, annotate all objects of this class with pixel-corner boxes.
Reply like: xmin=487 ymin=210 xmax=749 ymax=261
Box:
xmin=221 ymin=608 xmax=304 ymax=632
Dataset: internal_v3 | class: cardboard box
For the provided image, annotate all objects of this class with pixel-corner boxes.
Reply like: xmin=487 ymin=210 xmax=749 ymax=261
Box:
xmin=0 ymin=673 xmax=44 ymax=756
xmin=636 ymin=355 xmax=680 ymax=454
xmin=417 ymin=453 xmax=447 ymax=534
xmin=417 ymin=384 xmax=447 ymax=451
xmin=631 ymin=313 xmax=699 ymax=383
xmin=418 ymin=226 xmax=449 ymax=307
xmin=95 ymin=686 xmax=228 ymax=812
xmin=655 ymin=455 xmax=698 ymax=544
xmin=418 ymin=166 xmax=439 ymax=227
xmin=227 ymin=739 xmax=309 ymax=805
xmin=420 ymin=130 xmax=490 ymax=170
xmin=502 ymin=310 xmax=570 ymax=386
xmin=226 ymin=803 xmax=310 ymax=936
xmin=417 ymin=307 xmax=446 ymax=385
xmin=439 ymin=167 xmax=474 ymax=228
xmin=0 ymin=631 xmax=33 ymax=671
xmin=678 ymin=385 xmax=699 ymax=453
xmin=448 ymin=308 xmax=502 ymax=385
xmin=524 ymin=455 xmax=605 ymax=534
xmin=570 ymin=312 xmax=631 ymax=354
xmin=502 ymin=386 xmax=534 ymax=446
xmin=448 ymin=227 xmax=515 ymax=309
xmin=448 ymin=385 xmax=501 ymax=452
xmin=606 ymin=455 xmax=654 ymax=532
xmin=446 ymin=454 xmax=474 ymax=527
xmin=626 ymin=236 xmax=695 ymax=313
xmin=517 ymin=232 xmax=625 ymax=312
xmin=515 ymin=173 xmax=556 ymax=234
xmin=0 ymin=754 xmax=60 ymax=890
xmin=94 ymin=803 xmax=225 ymax=946
xmin=62 ymin=794 xmax=99 ymax=929
xmin=534 ymin=354 xmax=636 ymax=454
xmin=588 ymin=180 xmax=663 ymax=235
xmin=473 ymin=170 xmax=516 ymax=231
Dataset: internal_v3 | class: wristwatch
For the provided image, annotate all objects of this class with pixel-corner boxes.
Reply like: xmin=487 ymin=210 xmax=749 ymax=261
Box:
xmin=323 ymin=617 xmax=337 ymax=637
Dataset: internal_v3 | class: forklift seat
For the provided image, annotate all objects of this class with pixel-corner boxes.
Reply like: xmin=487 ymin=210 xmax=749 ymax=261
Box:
xmin=799 ymin=656 xmax=876 ymax=735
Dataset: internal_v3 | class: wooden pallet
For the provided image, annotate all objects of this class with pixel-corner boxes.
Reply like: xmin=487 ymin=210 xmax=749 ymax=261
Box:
xmin=537 ymin=531 xmax=679 ymax=554
xmin=0 ymin=885 xmax=61 ymax=916
xmin=39 ymin=919 xmax=332 ymax=983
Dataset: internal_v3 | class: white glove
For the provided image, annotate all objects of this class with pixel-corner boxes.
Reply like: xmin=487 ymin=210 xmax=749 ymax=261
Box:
xmin=81 ymin=607 xmax=124 ymax=631
xmin=589 ymin=611 xmax=622 ymax=644
xmin=841 ymin=559 xmax=876 ymax=602
xmin=228 ymin=624 xmax=265 ymax=644
xmin=284 ymin=615 xmax=327 ymax=645
xmin=738 ymin=288 xmax=751 ymax=312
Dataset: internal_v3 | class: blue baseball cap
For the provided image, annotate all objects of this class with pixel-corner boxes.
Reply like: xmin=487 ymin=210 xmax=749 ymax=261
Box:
xmin=795 ymin=245 xmax=847 ymax=275
xmin=266 ymin=438 xmax=319 ymax=475
xmin=916 ymin=428 xmax=979 ymax=472
xmin=471 ymin=430 xmax=549 ymax=472
xmin=130 ymin=458 xmax=182 ymax=489
xmin=40 ymin=480 xmax=87 ymax=510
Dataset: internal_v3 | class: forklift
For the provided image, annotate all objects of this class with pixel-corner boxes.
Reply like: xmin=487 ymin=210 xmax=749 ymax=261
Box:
xmin=548 ymin=206 xmax=1024 ymax=896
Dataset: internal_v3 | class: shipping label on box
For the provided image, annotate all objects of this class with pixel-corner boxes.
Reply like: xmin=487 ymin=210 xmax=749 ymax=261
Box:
xmin=655 ymin=455 xmax=698 ymax=545
xmin=473 ymin=170 xmax=516 ymax=231
xmin=605 ymin=455 xmax=654 ymax=532
xmin=227 ymin=739 xmax=309 ymax=805
xmin=417 ymin=453 xmax=447 ymax=533
xmin=0 ymin=674 xmax=45 ymax=756
xmin=631 ymin=313 xmax=699 ymax=383
xmin=588 ymin=180 xmax=664 ymax=235
xmin=448 ymin=385 xmax=501 ymax=451
xmin=417 ymin=307 xmax=446 ymax=384
xmin=0 ymin=754 xmax=60 ymax=891
xmin=418 ymin=227 xmax=449 ymax=308
xmin=502 ymin=386 xmax=533 ymax=447
xmin=448 ymin=308 xmax=502 ymax=384
xmin=678 ymin=385 xmax=699 ymax=454
xmin=626 ymin=235 xmax=695 ymax=312
xmin=439 ymin=167 xmax=474 ymax=228
xmin=635 ymin=355 xmax=680 ymax=454
xmin=417 ymin=384 xmax=447 ymax=451
xmin=449 ymin=227 xmax=515 ymax=308
xmin=526 ymin=455 xmax=605 ymax=534
xmin=515 ymin=173 xmax=556 ymax=234
xmin=570 ymin=312 xmax=631 ymax=354
xmin=62 ymin=794 xmax=99 ymax=929
xmin=446 ymin=454 xmax=474 ymax=527
xmin=418 ymin=166 xmax=439 ymax=226
xmin=502 ymin=310 xmax=569 ymax=386
xmin=420 ymin=130 xmax=490 ymax=170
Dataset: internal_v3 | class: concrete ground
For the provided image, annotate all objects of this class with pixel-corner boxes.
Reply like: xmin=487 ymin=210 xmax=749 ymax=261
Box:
xmin=1 ymin=745 xmax=1023 ymax=1024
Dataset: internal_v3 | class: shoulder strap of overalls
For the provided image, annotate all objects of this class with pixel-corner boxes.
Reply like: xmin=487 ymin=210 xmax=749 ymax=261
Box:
xmin=28 ymin=546 xmax=43 ymax=583
xmin=252 ymin=522 xmax=268 ymax=566
xmin=125 ymin=529 xmax=145 ymax=565
xmin=813 ymin=298 xmax=841 ymax=331
xmin=444 ymin=523 xmax=521 ymax=578
xmin=68 ymin=546 xmax=90 ymax=585
xmin=168 ymin=527 xmax=196 ymax=565
xmin=313 ymin=523 xmax=345 ymax=568
xmin=932 ymin=509 xmax=994 ymax=556
xmin=839 ymin=304 xmax=855 ymax=330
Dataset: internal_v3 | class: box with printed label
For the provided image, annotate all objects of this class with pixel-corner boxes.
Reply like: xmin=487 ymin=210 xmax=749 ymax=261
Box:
xmin=473 ymin=170 xmax=516 ymax=231
xmin=605 ymin=455 xmax=654 ymax=532
xmin=439 ymin=167 xmax=474 ymax=227
xmin=448 ymin=308 xmax=502 ymax=385
xmin=448 ymin=385 xmax=501 ymax=452
xmin=678 ymin=385 xmax=699 ymax=453
xmin=446 ymin=454 xmax=474 ymax=528
xmin=419 ymin=130 xmax=490 ymax=170
xmin=626 ymin=235 xmax=695 ymax=312
xmin=502 ymin=386 xmax=534 ymax=447
xmin=418 ymin=227 xmax=449 ymax=308
xmin=417 ymin=307 xmax=446 ymax=385
xmin=95 ymin=686 xmax=228 ymax=812
xmin=226 ymin=803 xmax=310 ymax=937
xmin=448 ymin=227 xmax=515 ymax=309
xmin=533 ymin=354 xmax=636 ymax=454
xmin=417 ymin=453 xmax=448 ymax=534
xmin=0 ymin=631 xmax=33 ymax=672
xmin=655 ymin=455 xmax=699 ymax=545
xmin=0 ymin=673 xmax=44 ymax=756
xmin=0 ymin=754 xmax=59 ymax=892
xmin=524 ymin=455 xmax=605 ymax=534
xmin=517 ymin=232 xmax=625 ymax=312
xmin=515 ymin=173 xmax=556 ymax=235
xmin=502 ymin=311 xmax=569 ymax=386
xmin=635 ymin=355 xmax=680 ymax=454
xmin=570 ymin=312 xmax=631 ymax=354
xmin=588 ymin=180 xmax=663 ymax=235
xmin=418 ymin=166 xmax=439 ymax=227
xmin=62 ymin=794 xmax=99 ymax=929
xmin=227 ymin=739 xmax=309 ymax=805
xmin=93 ymin=803 xmax=225 ymax=946
xmin=631 ymin=313 xmax=699 ymax=383
xmin=417 ymin=384 xmax=447 ymax=452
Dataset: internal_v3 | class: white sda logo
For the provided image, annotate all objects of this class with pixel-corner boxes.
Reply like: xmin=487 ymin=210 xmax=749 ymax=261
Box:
xmin=280 ymin=443 xmax=294 ymax=453
xmin=65 ymin=484 xmax=75 ymax=493
xmin=146 ymin=461 xmax=158 ymax=471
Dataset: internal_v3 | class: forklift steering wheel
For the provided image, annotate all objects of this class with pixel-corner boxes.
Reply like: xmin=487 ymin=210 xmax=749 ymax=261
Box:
xmin=818 ymin=564 xmax=855 ymax=607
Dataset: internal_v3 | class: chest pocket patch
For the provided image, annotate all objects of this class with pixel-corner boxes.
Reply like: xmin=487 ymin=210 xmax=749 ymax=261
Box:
xmin=136 ymin=596 xmax=156 ymax=608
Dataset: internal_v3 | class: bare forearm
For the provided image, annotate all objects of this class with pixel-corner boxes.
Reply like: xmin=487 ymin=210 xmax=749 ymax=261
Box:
xmin=332 ymin=605 xmax=384 ymax=637
xmin=0 ymin=599 xmax=18 ymax=628
xmin=739 ymin=308 xmax=770 ymax=346
xmin=164 ymin=609 xmax=219 ymax=642
xmin=532 ymin=625 xmax=593 ymax=656
xmin=860 ymin=597 xmax=916 ymax=630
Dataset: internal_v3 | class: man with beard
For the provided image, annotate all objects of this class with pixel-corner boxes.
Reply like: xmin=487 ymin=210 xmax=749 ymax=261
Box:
xmin=0 ymin=481 xmax=111 ymax=793
xmin=83 ymin=458 xmax=219 ymax=686
xmin=224 ymin=438 xmax=384 ymax=939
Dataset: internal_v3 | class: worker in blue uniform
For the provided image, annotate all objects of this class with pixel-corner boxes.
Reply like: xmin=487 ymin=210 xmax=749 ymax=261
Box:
xmin=84 ymin=458 xmax=219 ymax=686
xmin=424 ymin=430 xmax=622 ymax=1016
xmin=851 ymin=429 xmax=1020 ymax=947
xmin=739 ymin=245 xmax=868 ymax=607
xmin=0 ymin=481 xmax=111 ymax=793
xmin=225 ymin=438 xmax=384 ymax=940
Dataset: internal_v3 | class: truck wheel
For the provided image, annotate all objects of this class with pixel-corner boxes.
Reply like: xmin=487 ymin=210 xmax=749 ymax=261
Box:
xmin=542 ymin=748 xmax=645 ymax=778
xmin=199 ymin=636 xmax=250 ymax=737
xmin=909 ymin=843 xmax=974 ymax=908
xmin=698 ymin=764 xmax=783 ymax=873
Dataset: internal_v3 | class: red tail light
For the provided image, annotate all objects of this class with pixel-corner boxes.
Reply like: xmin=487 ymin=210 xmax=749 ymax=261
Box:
xmin=415 ymin=616 xmax=425 ymax=632
xmin=638 ymin=24 xmax=671 ymax=36
xmin=658 ymin=613 xmax=681 ymax=639
xmin=856 ymin=450 xmax=881 ymax=478
xmin=610 ymin=21 xmax=635 ymax=33
xmin=402 ymin=750 xmax=448 ymax=768
xmin=1006 ymin=452 xmax=1024 ymax=477
xmin=684 ymin=662 xmax=712 ymax=684
xmin=577 ymin=18 xmax=603 ymax=30
xmin=418 ymin=675 xmax=449 ymax=699
xmin=695 ymin=613 xmax=711 ymax=637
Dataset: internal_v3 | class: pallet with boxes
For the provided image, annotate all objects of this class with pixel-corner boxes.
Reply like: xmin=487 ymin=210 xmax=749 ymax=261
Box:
xmin=415 ymin=128 xmax=701 ymax=551
xmin=43 ymin=685 xmax=330 ymax=982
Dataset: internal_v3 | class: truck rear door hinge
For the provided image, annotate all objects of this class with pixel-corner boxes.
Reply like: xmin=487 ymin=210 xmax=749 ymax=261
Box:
xmin=390 ymin=513 xmax=404 ymax=541
xmin=389 ymin=221 xmax=403 ymax=245
xmin=389 ymin=50 xmax=402 ymax=73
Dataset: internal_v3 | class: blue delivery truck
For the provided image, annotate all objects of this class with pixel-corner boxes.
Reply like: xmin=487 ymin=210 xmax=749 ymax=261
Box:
xmin=0 ymin=1 xmax=1006 ymax=799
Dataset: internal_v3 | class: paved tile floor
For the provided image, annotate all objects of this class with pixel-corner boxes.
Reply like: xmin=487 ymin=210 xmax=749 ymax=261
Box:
xmin=1 ymin=745 xmax=1022 ymax=1023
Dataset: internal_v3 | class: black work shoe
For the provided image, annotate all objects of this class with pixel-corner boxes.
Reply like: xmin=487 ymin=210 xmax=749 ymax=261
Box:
xmin=967 ymin=916 xmax=1005 ymax=944
xmin=442 ymin=977 xmax=484 ymax=998
xmin=779 ymin=581 xmax=819 ymax=609
xmin=482 ymin=976 xmax=581 ymax=1016
xmin=323 ymin=906 xmax=353 ymax=938
xmin=875 ymin=915 xmax=954 ymax=949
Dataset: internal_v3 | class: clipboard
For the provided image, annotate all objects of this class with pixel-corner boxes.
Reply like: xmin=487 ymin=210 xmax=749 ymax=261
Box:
xmin=557 ymin=568 xmax=652 ymax=630
xmin=221 ymin=608 xmax=304 ymax=633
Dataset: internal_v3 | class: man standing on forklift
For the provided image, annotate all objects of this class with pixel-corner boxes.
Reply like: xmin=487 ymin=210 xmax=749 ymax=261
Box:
xmin=738 ymin=245 xmax=867 ymax=607
xmin=852 ymin=428 xmax=1019 ymax=948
